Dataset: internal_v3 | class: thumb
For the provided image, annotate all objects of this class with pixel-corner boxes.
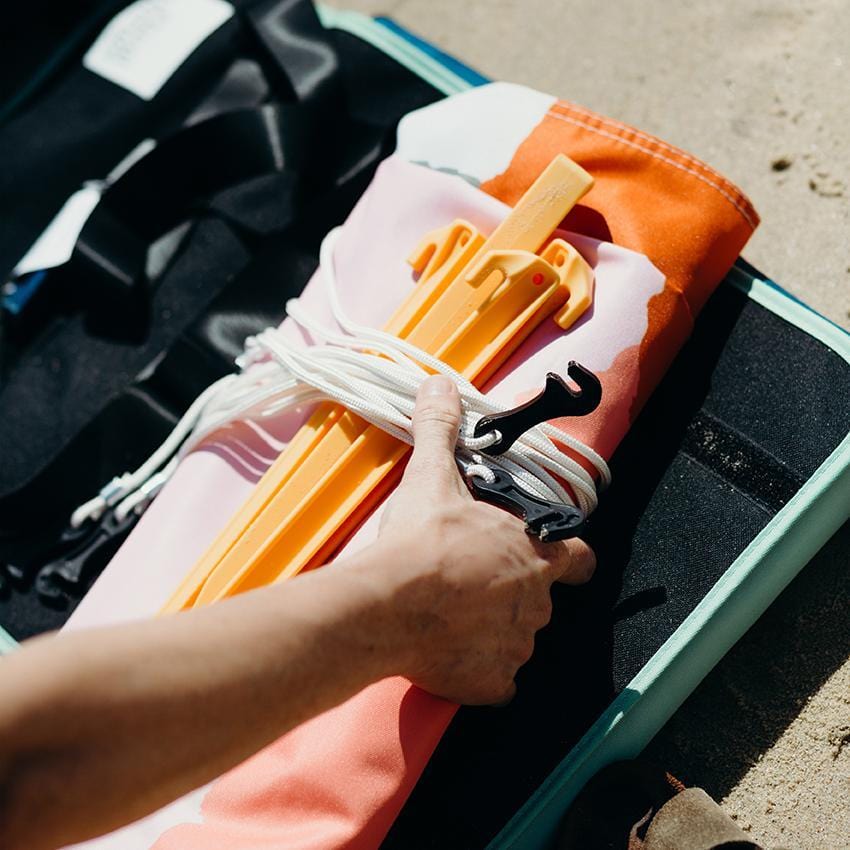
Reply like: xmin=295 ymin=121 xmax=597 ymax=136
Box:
xmin=404 ymin=375 xmax=465 ymax=493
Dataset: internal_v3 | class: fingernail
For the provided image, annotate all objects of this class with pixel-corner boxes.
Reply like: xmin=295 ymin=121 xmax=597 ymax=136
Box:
xmin=421 ymin=375 xmax=455 ymax=397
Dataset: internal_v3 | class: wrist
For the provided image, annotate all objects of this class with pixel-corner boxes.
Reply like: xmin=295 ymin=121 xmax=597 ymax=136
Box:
xmin=326 ymin=536 xmax=423 ymax=683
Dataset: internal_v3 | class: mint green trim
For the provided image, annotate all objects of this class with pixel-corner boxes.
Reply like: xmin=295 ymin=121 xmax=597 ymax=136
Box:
xmin=492 ymin=267 xmax=850 ymax=849
xmin=727 ymin=267 xmax=850 ymax=354
xmin=316 ymin=6 xmax=473 ymax=96
xmin=0 ymin=625 xmax=16 ymax=654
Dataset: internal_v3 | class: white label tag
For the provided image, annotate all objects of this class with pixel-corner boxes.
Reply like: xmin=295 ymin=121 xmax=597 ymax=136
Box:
xmin=14 ymin=186 xmax=103 ymax=277
xmin=83 ymin=0 xmax=234 ymax=100
xmin=12 ymin=138 xmax=159 ymax=277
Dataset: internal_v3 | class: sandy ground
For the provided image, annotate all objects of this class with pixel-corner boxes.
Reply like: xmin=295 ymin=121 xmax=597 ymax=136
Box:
xmin=325 ymin=1 xmax=850 ymax=845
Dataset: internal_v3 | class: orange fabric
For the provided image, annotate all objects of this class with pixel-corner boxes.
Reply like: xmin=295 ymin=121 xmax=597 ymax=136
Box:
xmin=154 ymin=99 xmax=757 ymax=850
xmin=482 ymin=101 xmax=757 ymax=453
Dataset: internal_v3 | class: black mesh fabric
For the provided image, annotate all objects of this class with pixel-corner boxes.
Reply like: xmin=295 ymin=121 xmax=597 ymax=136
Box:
xmin=382 ymin=283 xmax=850 ymax=849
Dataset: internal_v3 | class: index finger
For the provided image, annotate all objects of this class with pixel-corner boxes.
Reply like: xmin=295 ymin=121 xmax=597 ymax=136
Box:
xmin=535 ymin=538 xmax=597 ymax=586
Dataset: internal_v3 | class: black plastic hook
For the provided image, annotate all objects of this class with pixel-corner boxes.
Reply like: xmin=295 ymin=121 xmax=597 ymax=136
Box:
xmin=473 ymin=361 xmax=602 ymax=455
xmin=467 ymin=467 xmax=586 ymax=541
xmin=34 ymin=510 xmax=138 ymax=606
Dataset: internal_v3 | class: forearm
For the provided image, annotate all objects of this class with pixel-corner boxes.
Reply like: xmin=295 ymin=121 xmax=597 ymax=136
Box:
xmin=0 ymin=544 xmax=403 ymax=850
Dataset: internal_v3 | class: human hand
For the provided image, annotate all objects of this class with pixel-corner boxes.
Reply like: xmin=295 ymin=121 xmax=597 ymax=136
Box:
xmin=374 ymin=374 xmax=596 ymax=705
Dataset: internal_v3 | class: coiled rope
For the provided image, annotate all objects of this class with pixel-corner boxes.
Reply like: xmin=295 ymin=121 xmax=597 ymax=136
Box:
xmin=71 ymin=228 xmax=610 ymax=529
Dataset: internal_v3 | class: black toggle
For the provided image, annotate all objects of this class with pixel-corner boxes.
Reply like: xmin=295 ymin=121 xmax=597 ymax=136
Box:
xmin=473 ymin=361 xmax=602 ymax=455
xmin=33 ymin=511 xmax=139 ymax=607
xmin=467 ymin=468 xmax=586 ymax=542
xmin=466 ymin=361 xmax=602 ymax=542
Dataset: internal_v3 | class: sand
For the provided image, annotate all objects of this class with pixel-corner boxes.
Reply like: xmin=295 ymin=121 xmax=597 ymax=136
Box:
xmin=328 ymin=0 xmax=850 ymax=330
xmin=326 ymin=1 xmax=850 ymax=844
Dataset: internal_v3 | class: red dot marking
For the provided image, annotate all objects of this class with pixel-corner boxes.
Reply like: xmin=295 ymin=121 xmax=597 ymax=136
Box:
xmin=532 ymin=272 xmax=544 ymax=285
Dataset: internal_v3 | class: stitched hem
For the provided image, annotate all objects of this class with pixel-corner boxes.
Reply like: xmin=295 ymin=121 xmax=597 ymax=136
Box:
xmin=549 ymin=103 xmax=759 ymax=231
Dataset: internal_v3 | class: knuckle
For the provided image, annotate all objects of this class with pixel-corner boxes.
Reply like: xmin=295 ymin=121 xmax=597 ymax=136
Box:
xmin=535 ymin=551 xmax=558 ymax=576
xmin=531 ymin=537 xmax=563 ymax=568
xmin=561 ymin=540 xmax=597 ymax=584
xmin=432 ymin=506 xmax=462 ymax=534
xmin=409 ymin=454 xmax=459 ymax=486
xmin=415 ymin=404 xmax=460 ymax=430
xmin=534 ymin=595 xmax=553 ymax=626
xmin=492 ymin=510 xmax=526 ymax=543
xmin=495 ymin=675 xmax=517 ymax=705
xmin=515 ymin=634 xmax=535 ymax=665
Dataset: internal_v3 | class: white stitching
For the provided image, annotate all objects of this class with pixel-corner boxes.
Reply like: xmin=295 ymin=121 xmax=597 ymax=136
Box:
xmin=548 ymin=109 xmax=757 ymax=229
xmin=562 ymin=106 xmax=732 ymax=184
xmin=556 ymin=103 xmax=754 ymax=202
xmin=547 ymin=110 xmax=758 ymax=230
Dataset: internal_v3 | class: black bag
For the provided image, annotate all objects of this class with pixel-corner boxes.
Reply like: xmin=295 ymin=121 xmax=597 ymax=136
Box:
xmin=0 ymin=0 xmax=441 ymax=631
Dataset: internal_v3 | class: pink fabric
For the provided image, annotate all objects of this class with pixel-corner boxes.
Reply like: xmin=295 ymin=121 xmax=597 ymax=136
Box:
xmin=66 ymin=156 xmax=664 ymax=850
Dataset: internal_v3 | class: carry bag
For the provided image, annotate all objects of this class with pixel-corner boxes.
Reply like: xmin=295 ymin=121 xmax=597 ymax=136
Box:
xmin=0 ymin=0 xmax=443 ymax=631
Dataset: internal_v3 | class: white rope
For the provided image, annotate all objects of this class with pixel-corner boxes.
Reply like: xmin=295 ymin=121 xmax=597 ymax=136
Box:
xmin=69 ymin=376 xmax=237 ymax=527
xmin=70 ymin=227 xmax=610 ymax=528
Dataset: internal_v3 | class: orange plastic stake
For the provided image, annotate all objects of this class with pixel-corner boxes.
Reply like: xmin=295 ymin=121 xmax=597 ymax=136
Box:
xmin=162 ymin=154 xmax=594 ymax=613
